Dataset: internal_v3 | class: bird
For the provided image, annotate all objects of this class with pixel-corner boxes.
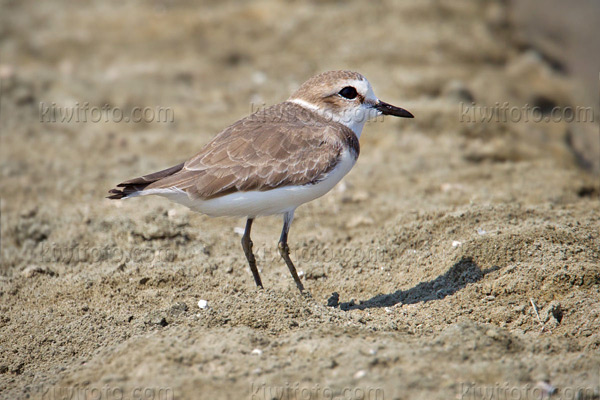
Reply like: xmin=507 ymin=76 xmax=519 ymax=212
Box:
xmin=108 ymin=70 xmax=413 ymax=292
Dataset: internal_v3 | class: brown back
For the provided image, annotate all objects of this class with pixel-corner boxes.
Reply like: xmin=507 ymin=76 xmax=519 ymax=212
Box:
xmin=139 ymin=101 xmax=360 ymax=200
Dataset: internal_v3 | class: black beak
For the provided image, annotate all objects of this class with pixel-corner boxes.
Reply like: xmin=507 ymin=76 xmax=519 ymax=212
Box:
xmin=374 ymin=101 xmax=414 ymax=118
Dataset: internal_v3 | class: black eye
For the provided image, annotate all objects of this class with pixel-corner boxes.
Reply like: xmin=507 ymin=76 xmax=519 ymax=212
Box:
xmin=339 ymin=86 xmax=358 ymax=99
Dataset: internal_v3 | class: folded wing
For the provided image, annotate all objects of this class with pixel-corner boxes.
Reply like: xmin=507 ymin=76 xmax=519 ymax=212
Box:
xmin=107 ymin=102 xmax=358 ymax=201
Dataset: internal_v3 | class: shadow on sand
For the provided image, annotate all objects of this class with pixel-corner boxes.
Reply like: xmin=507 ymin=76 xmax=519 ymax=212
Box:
xmin=337 ymin=257 xmax=499 ymax=311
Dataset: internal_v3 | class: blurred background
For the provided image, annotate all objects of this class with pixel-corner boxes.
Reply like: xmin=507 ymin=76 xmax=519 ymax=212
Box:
xmin=1 ymin=0 xmax=598 ymax=399
xmin=512 ymin=0 xmax=599 ymax=110
xmin=1 ymin=0 xmax=597 ymax=189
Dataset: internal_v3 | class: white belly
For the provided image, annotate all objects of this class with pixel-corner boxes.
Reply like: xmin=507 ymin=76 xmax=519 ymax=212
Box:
xmin=148 ymin=149 xmax=357 ymax=218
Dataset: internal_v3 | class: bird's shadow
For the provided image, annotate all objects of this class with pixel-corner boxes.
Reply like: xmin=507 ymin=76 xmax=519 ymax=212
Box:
xmin=336 ymin=257 xmax=499 ymax=311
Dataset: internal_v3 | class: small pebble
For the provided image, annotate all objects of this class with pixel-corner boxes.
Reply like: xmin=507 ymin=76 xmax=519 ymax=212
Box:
xmin=251 ymin=348 xmax=263 ymax=356
xmin=197 ymin=299 xmax=209 ymax=309
xmin=452 ymin=240 xmax=462 ymax=247
xmin=353 ymin=370 xmax=367 ymax=379
xmin=327 ymin=292 xmax=340 ymax=308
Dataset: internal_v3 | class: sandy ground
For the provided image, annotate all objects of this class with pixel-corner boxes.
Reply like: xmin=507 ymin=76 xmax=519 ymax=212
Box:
xmin=1 ymin=0 xmax=599 ymax=399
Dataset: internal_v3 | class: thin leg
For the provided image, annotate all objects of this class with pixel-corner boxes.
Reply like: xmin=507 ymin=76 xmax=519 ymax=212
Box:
xmin=241 ymin=218 xmax=263 ymax=288
xmin=278 ymin=211 xmax=305 ymax=292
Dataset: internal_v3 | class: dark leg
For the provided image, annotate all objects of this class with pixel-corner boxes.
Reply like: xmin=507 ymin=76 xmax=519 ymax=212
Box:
xmin=278 ymin=211 xmax=305 ymax=292
xmin=241 ymin=218 xmax=263 ymax=288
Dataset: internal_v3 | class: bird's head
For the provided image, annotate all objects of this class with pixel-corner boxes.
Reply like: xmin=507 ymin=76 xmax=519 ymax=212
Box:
xmin=288 ymin=70 xmax=413 ymax=137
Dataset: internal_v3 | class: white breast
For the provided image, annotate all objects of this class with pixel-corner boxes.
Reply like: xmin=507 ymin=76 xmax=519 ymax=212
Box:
xmin=149 ymin=149 xmax=357 ymax=218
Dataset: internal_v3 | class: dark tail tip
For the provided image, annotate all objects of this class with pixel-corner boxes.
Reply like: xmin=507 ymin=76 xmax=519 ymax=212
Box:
xmin=106 ymin=188 xmax=128 ymax=200
xmin=107 ymin=162 xmax=185 ymax=201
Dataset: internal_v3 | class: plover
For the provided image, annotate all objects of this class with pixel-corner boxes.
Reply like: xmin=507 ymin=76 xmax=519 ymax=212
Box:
xmin=108 ymin=70 xmax=413 ymax=292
